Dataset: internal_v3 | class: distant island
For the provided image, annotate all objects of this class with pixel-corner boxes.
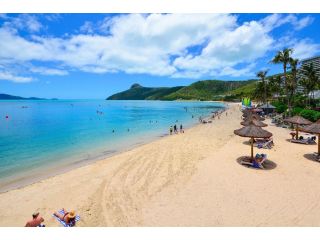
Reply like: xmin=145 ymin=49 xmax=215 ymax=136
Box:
xmin=106 ymin=79 xmax=258 ymax=101
xmin=0 ymin=93 xmax=56 ymax=100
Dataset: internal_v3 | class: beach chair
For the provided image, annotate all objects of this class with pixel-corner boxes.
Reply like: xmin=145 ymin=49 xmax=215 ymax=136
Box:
xmin=240 ymin=154 xmax=267 ymax=169
xmin=290 ymin=138 xmax=315 ymax=145
xmin=53 ymin=209 xmax=80 ymax=227
xmin=257 ymin=140 xmax=273 ymax=149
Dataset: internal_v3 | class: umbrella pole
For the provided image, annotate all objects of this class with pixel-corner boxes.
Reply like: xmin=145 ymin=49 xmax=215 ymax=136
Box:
xmin=318 ymin=134 xmax=320 ymax=156
xmin=296 ymin=125 xmax=299 ymax=140
xmin=251 ymin=137 xmax=254 ymax=159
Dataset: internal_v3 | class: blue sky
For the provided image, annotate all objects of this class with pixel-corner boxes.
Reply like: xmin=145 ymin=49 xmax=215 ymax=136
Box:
xmin=0 ymin=13 xmax=320 ymax=99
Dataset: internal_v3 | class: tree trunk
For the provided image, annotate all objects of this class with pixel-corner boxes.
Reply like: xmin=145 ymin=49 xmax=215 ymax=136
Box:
xmin=284 ymin=64 xmax=291 ymax=116
xmin=251 ymin=137 xmax=254 ymax=159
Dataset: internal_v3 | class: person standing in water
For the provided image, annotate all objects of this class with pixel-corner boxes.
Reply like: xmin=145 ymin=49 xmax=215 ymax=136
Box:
xmin=180 ymin=124 xmax=184 ymax=133
xmin=174 ymin=124 xmax=178 ymax=134
xmin=169 ymin=126 xmax=173 ymax=135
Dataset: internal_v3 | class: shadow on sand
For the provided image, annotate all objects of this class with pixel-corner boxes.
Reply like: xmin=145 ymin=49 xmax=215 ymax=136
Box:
xmin=236 ymin=156 xmax=277 ymax=170
xmin=303 ymin=153 xmax=320 ymax=163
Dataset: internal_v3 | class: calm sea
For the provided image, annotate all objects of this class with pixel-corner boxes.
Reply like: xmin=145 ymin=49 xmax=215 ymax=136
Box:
xmin=0 ymin=100 xmax=225 ymax=191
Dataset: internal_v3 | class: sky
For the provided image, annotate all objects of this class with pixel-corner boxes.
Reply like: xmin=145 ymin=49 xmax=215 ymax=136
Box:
xmin=0 ymin=13 xmax=320 ymax=99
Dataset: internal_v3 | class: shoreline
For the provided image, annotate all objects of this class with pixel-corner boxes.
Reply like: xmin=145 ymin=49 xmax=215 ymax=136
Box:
xmin=0 ymin=103 xmax=227 ymax=194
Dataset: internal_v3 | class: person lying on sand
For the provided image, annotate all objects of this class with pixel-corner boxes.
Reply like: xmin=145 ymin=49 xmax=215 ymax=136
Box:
xmin=53 ymin=209 xmax=76 ymax=226
xmin=25 ymin=212 xmax=45 ymax=227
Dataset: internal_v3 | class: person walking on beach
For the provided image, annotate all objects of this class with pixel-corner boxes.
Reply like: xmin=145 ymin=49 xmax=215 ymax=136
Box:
xmin=25 ymin=212 xmax=45 ymax=227
xmin=180 ymin=124 xmax=184 ymax=133
xmin=174 ymin=124 xmax=178 ymax=134
xmin=170 ymin=126 xmax=173 ymax=135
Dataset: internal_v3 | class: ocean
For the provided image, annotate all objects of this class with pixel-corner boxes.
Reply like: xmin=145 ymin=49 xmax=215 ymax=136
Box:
xmin=0 ymin=100 xmax=225 ymax=191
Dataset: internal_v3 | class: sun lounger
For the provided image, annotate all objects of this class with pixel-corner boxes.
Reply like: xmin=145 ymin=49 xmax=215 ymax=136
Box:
xmin=257 ymin=140 xmax=273 ymax=149
xmin=53 ymin=209 xmax=80 ymax=227
xmin=290 ymin=138 xmax=315 ymax=145
xmin=241 ymin=154 xmax=267 ymax=169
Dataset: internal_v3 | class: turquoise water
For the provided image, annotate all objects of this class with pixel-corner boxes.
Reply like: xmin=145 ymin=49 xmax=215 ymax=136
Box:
xmin=0 ymin=100 xmax=224 ymax=190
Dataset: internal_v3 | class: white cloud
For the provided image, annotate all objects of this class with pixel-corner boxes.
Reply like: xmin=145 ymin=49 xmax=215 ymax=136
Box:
xmin=0 ymin=13 xmax=318 ymax=83
xmin=1 ymin=14 xmax=42 ymax=33
xmin=0 ymin=71 xmax=33 ymax=83
xmin=293 ymin=16 xmax=314 ymax=30
xmin=292 ymin=39 xmax=320 ymax=59
xmin=79 ymin=21 xmax=94 ymax=34
xmin=261 ymin=14 xmax=313 ymax=32
xmin=30 ymin=66 xmax=69 ymax=76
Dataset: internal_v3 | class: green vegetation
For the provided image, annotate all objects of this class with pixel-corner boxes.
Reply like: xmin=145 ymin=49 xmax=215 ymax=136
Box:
xmin=299 ymin=109 xmax=320 ymax=122
xmin=106 ymin=84 xmax=184 ymax=100
xmin=107 ymin=80 xmax=257 ymax=101
xmin=0 ymin=94 xmax=46 ymax=100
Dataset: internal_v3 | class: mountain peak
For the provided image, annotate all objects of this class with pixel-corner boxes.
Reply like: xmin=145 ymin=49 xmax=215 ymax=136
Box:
xmin=130 ymin=83 xmax=143 ymax=89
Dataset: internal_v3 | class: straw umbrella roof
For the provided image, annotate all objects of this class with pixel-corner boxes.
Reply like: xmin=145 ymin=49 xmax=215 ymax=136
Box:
xmin=243 ymin=114 xmax=265 ymax=121
xmin=300 ymin=119 xmax=320 ymax=134
xmin=241 ymin=119 xmax=268 ymax=127
xmin=284 ymin=115 xmax=312 ymax=125
xmin=234 ymin=124 xmax=272 ymax=138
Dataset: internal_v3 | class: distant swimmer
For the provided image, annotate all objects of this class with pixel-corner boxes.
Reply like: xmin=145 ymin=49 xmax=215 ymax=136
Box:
xmin=5 ymin=115 xmax=8 ymax=119
xmin=112 ymin=130 xmax=115 ymax=133
xmin=170 ymin=126 xmax=173 ymax=135
xmin=192 ymin=115 xmax=194 ymax=118
xmin=127 ymin=128 xmax=130 ymax=132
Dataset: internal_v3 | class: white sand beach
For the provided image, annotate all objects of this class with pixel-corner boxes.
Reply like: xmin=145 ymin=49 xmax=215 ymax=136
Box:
xmin=1 ymin=103 xmax=320 ymax=226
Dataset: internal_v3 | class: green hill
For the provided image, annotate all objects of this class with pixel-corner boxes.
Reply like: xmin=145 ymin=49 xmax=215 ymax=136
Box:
xmin=106 ymin=84 xmax=184 ymax=100
xmin=0 ymin=93 xmax=46 ymax=100
xmin=107 ymin=80 xmax=257 ymax=101
xmin=163 ymin=80 xmax=256 ymax=101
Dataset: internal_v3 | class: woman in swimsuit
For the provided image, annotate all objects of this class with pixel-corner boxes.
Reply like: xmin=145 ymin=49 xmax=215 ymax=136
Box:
xmin=54 ymin=208 xmax=76 ymax=225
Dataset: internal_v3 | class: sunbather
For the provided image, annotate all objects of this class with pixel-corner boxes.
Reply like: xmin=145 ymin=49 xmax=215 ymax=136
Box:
xmin=25 ymin=212 xmax=45 ymax=227
xmin=54 ymin=208 xmax=76 ymax=226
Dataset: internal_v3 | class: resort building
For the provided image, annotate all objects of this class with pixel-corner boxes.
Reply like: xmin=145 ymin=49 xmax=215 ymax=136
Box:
xmin=297 ymin=55 xmax=320 ymax=93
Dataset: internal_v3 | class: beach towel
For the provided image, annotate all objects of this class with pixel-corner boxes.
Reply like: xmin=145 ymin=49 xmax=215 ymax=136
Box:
xmin=52 ymin=209 xmax=80 ymax=227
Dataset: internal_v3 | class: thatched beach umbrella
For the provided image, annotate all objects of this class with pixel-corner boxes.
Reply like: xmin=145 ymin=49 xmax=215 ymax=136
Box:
xmin=243 ymin=114 xmax=265 ymax=121
xmin=234 ymin=123 xmax=273 ymax=159
xmin=284 ymin=115 xmax=312 ymax=140
xmin=300 ymin=119 xmax=320 ymax=155
xmin=241 ymin=119 xmax=268 ymax=127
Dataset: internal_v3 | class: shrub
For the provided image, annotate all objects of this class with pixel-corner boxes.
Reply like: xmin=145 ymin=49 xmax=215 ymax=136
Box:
xmin=300 ymin=109 xmax=320 ymax=122
xmin=272 ymin=101 xmax=287 ymax=113
xmin=292 ymin=107 xmax=304 ymax=116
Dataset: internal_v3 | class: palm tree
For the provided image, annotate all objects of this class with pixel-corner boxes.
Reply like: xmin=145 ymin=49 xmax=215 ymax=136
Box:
xmin=271 ymin=48 xmax=293 ymax=110
xmin=253 ymin=82 xmax=265 ymax=103
xmin=300 ymin=63 xmax=318 ymax=106
xmin=268 ymin=75 xmax=283 ymax=98
xmin=256 ymin=70 xmax=268 ymax=104
xmin=287 ymin=58 xmax=299 ymax=111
